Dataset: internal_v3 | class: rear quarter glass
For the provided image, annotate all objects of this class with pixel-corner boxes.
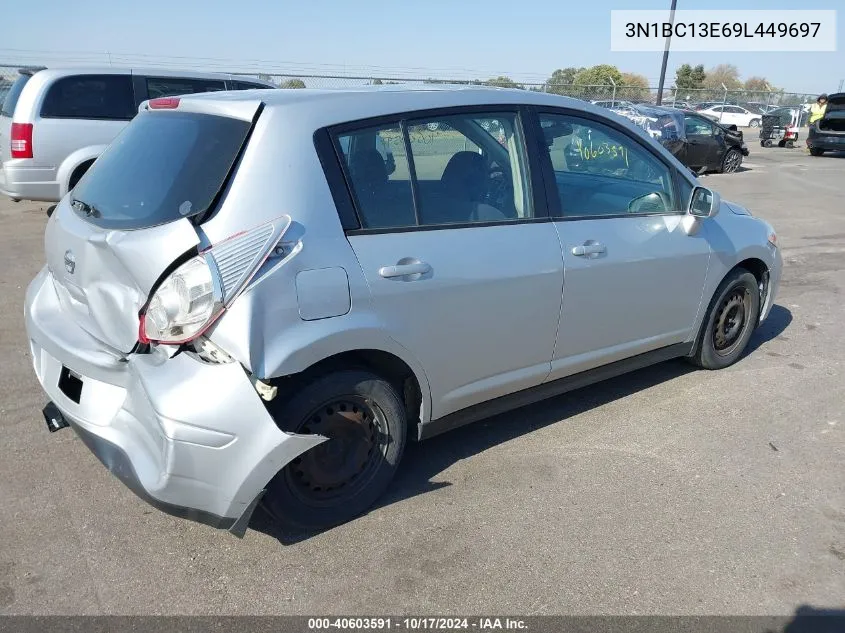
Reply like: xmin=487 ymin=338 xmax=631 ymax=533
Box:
xmin=71 ymin=111 xmax=251 ymax=230
xmin=1 ymin=73 xmax=31 ymax=117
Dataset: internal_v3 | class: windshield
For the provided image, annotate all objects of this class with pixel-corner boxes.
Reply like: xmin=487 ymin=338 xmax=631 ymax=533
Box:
xmin=1 ymin=73 xmax=31 ymax=117
xmin=71 ymin=111 xmax=251 ymax=230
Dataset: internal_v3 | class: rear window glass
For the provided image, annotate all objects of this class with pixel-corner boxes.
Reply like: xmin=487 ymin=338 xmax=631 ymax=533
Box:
xmin=1 ymin=74 xmax=31 ymax=117
xmin=71 ymin=111 xmax=251 ymax=230
xmin=41 ymin=75 xmax=135 ymax=120
xmin=146 ymin=78 xmax=225 ymax=98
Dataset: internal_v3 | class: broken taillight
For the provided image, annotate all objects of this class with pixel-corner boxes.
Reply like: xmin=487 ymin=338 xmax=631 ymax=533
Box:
xmin=139 ymin=216 xmax=292 ymax=346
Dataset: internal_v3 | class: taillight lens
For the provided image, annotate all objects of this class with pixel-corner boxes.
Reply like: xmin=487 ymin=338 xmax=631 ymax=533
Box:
xmin=139 ymin=216 xmax=293 ymax=346
xmin=148 ymin=97 xmax=180 ymax=109
xmin=11 ymin=123 xmax=33 ymax=159
xmin=139 ymin=255 xmax=223 ymax=345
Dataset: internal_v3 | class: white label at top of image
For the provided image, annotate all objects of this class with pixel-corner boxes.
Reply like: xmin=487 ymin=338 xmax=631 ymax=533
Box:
xmin=610 ymin=10 xmax=837 ymax=52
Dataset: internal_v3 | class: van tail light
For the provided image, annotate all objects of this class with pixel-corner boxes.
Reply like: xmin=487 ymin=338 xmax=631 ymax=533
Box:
xmin=139 ymin=216 xmax=292 ymax=346
xmin=10 ymin=123 xmax=33 ymax=159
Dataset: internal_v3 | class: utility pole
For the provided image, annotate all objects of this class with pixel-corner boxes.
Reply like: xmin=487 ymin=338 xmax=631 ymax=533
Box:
xmin=839 ymin=78 xmax=844 ymax=92
xmin=655 ymin=0 xmax=678 ymax=105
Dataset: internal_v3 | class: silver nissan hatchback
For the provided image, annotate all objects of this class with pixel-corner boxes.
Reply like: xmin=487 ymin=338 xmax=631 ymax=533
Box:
xmin=25 ymin=86 xmax=782 ymax=535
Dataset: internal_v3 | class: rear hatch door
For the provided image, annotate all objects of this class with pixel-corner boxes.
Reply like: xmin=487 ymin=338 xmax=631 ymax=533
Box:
xmin=44 ymin=96 xmax=262 ymax=353
xmin=819 ymin=93 xmax=845 ymax=133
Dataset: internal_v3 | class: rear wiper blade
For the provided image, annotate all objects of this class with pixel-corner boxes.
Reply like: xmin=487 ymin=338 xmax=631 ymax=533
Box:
xmin=71 ymin=198 xmax=101 ymax=218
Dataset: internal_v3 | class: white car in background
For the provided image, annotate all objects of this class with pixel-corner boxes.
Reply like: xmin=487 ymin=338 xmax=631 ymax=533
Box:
xmin=696 ymin=104 xmax=762 ymax=128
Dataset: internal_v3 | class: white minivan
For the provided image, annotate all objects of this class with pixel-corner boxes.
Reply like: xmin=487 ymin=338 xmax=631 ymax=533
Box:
xmin=0 ymin=67 xmax=275 ymax=203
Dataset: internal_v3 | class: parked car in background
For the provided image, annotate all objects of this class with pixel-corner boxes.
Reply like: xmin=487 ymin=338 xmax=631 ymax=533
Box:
xmin=744 ymin=102 xmax=778 ymax=114
xmin=25 ymin=86 xmax=781 ymax=534
xmin=0 ymin=67 xmax=276 ymax=203
xmin=696 ymin=104 xmax=762 ymax=128
xmin=693 ymin=101 xmax=725 ymax=111
xmin=807 ymin=92 xmax=845 ymax=156
xmin=591 ymin=99 xmax=636 ymax=110
xmin=623 ymin=105 xmax=748 ymax=173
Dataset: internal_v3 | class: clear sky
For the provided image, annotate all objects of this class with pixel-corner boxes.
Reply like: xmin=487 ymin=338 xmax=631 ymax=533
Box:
xmin=2 ymin=0 xmax=843 ymax=94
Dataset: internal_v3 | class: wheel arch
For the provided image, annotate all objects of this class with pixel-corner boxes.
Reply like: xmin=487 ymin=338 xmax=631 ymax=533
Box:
xmin=56 ymin=145 xmax=108 ymax=198
xmin=272 ymin=348 xmax=427 ymax=440
xmin=691 ymin=252 xmax=772 ymax=355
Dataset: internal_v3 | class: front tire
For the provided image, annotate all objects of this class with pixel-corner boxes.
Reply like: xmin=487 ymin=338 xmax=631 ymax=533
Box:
xmin=809 ymin=147 xmax=825 ymax=156
xmin=262 ymin=370 xmax=407 ymax=531
xmin=691 ymin=269 xmax=761 ymax=370
xmin=720 ymin=148 xmax=742 ymax=173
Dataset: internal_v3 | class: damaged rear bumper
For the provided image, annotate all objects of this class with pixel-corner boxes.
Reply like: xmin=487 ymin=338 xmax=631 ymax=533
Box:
xmin=25 ymin=266 xmax=326 ymax=536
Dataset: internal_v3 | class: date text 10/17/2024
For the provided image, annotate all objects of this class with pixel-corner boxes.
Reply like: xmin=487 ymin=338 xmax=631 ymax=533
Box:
xmin=308 ymin=618 xmax=528 ymax=630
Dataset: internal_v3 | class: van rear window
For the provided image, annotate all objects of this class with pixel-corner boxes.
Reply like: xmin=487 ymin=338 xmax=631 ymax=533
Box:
xmin=1 ymin=73 xmax=31 ymax=117
xmin=71 ymin=111 xmax=251 ymax=230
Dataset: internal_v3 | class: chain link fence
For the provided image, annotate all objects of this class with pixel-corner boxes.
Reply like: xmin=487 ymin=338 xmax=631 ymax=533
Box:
xmin=0 ymin=63 xmax=819 ymax=113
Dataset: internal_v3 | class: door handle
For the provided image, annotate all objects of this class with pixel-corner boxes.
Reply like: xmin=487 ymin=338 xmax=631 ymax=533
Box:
xmin=571 ymin=242 xmax=606 ymax=257
xmin=378 ymin=261 xmax=432 ymax=278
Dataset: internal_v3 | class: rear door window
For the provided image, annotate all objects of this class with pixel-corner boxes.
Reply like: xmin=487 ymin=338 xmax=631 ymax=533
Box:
xmin=70 ymin=111 xmax=251 ymax=229
xmin=145 ymin=77 xmax=226 ymax=99
xmin=335 ymin=110 xmax=531 ymax=230
xmin=1 ymin=73 xmax=31 ymax=117
xmin=40 ymin=74 xmax=135 ymax=120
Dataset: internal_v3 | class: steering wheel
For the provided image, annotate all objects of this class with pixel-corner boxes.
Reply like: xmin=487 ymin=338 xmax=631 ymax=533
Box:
xmin=484 ymin=161 xmax=511 ymax=211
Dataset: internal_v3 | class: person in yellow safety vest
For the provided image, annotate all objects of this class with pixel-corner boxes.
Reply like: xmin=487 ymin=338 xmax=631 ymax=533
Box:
xmin=808 ymin=94 xmax=828 ymax=126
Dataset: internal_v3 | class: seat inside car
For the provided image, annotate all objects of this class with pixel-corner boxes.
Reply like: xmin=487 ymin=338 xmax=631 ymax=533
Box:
xmin=348 ymin=149 xmax=414 ymax=228
xmin=422 ymin=151 xmax=505 ymax=224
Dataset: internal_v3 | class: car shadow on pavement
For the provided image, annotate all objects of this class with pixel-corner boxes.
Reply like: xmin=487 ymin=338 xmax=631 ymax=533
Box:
xmin=777 ymin=605 xmax=845 ymax=633
xmin=251 ymin=303 xmax=792 ymax=545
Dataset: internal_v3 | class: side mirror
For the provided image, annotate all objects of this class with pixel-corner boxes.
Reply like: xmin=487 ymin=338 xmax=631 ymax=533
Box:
xmin=688 ymin=186 xmax=721 ymax=218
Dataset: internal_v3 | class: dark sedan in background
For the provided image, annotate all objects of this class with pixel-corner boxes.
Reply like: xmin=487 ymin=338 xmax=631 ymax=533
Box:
xmin=807 ymin=92 xmax=845 ymax=156
xmin=623 ymin=105 xmax=749 ymax=174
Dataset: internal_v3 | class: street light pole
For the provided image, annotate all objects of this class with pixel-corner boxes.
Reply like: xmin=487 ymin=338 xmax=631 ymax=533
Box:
xmin=655 ymin=0 xmax=678 ymax=105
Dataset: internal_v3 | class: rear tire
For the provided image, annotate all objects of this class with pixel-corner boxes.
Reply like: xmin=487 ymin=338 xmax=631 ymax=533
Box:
xmin=690 ymin=269 xmax=760 ymax=370
xmin=749 ymin=119 xmax=761 ymax=128
xmin=809 ymin=147 xmax=825 ymax=156
xmin=262 ymin=369 xmax=407 ymax=531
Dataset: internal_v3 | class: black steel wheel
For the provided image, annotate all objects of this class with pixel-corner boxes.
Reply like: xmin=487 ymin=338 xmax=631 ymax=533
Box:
xmin=284 ymin=395 xmax=387 ymax=506
xmin=721 ymin=148 xmax=742 ymax=173
xmin=712 ymin=287 xmax=752 ymax=358
xmin=691 ymin=269 xmax=761 ymax=370
xmin=263 ymin=370 xmax=407 ymax=531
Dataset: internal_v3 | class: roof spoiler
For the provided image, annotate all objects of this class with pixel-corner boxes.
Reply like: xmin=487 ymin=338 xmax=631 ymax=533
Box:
xmin=19 ymin=66 xmax=47 ymax=76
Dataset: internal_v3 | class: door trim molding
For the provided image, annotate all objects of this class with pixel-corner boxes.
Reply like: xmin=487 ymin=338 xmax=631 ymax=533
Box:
xmin=418 ymin=342 xmax=693 ymax=440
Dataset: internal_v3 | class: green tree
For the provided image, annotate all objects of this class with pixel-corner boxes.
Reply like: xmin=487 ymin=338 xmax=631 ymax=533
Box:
xmin=544 ymin=67 xmax=584 ymax=94
xmin=280 ymin=79 xmax=306 ymax=89
xmin=573 ymin=64 xmax=623 ymax=99
xmin=620 ymin=71 xmax=650 ymax=101
xmin=673 ymin=64 xmax=706 ymax=91
xmin=484 ymin=76 xmax=523 ymax=89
